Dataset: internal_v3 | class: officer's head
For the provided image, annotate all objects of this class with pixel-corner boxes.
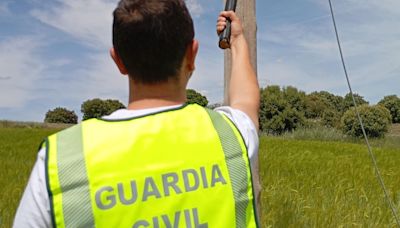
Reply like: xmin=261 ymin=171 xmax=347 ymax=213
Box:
xmin=111 ymin=0 xmax=198 ymax=85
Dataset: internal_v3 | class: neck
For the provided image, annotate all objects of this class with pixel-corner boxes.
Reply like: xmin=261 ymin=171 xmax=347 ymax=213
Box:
xmin=127 ymin=78 xmax=186 ymax=110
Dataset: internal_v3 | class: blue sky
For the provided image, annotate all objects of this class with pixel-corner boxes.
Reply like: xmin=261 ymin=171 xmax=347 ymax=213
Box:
xmin=0 ymin=0 xmax=399 ymax=121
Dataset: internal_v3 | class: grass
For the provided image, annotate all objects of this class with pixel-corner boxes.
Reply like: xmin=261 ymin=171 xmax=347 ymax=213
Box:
xmin=259 ymin=137 xmax=400 ymax=227
xmin=0 ymin=127 xmax=60 ymax=227
xmin=278 ymin=124 xmax=400 ymax=149
xmin=0 ymin=120 xmax=72 ymax=129
xmin=1 ymin=123 xmax=400 ymax=227
xmin=389 ymin=124 xmax=400 ymax=136
xmin=280 ymin=125 xmax=349 ymax=142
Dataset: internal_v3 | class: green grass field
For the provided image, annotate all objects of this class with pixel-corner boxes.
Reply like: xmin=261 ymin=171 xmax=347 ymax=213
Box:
xmin=259 ymin=137 xmax=400 ymax=227
xmin=1 ymin=124 xmax=400 ymax=227
xmin=0 ymin=126 xmax=60 ymax=228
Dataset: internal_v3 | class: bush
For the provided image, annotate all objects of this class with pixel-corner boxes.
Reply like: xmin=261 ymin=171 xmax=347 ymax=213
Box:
xmin=81 ymin=99 xmax=126 ymax=120
xmin=107 ymin=99 xmax=126 ymax=112
xmin=305 ymin=91 xmax=345 ymax=118
xmin=186 ymin=89 xmax=208 ymax=107
xmin=44 ymin=107 xmax=78 ymax=124
xmin=341 ymin=105 xmax=391 ymax=138
xmin=259 ymin=86 xmax=305 ymax=134
xmin=317 ymin=91 xmax=345 ymax=113
xmin=282 ymin=86 xmax=306 ymax=113
xmin=305 ymin=94 xmax=329 ymax=119
xmin=378 ymin=95 xmax=400 ymax=123
xmin=322 ymin=109 xmax=341 ymax=128
xmin=343 ymin=93 xmax=368 ymax=111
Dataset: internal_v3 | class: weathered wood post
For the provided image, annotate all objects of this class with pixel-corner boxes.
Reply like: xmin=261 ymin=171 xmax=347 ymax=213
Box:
xmin=224 ymin=0 xmax=257 ymax=104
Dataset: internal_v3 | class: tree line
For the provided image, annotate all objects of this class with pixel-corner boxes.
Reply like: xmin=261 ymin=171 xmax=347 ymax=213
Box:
xmin=44 ymin=89 xmax=208 ymax=124
xmin=259 ymin=86 xmax=399 ymax=138
xmin=45 ymin=86 xmax=400 ymax=138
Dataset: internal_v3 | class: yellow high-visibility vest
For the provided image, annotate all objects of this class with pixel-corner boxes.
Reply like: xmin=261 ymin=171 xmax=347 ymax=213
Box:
xmin=45 ymin=104 xmax=258 ymax=228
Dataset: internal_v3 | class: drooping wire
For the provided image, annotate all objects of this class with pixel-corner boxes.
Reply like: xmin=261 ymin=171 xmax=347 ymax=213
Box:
xmin=327 ymin=0 xmax=400 ymax=226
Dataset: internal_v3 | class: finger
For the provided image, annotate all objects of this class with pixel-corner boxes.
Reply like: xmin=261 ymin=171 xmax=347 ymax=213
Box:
xmin=217 ymin=16 xmax=227 ymax=23
xmin=216 ymin=24 xmax=226 ymax=34
xmin=217 ymin=21 xmax=227 ymax=27
xmin=216 ymin=20 xmax=226 ymax=30
xmin=220 ymin=11 xmax=239 ymax=22
xmin=216 ymin=25 xmax=225 ymax=34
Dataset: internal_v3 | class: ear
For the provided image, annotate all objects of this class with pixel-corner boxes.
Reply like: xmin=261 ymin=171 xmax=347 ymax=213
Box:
xmin=186 ymin=39 xmax=199 ymax=72
xmin=110 ymin=47 xmax=128 ymax=75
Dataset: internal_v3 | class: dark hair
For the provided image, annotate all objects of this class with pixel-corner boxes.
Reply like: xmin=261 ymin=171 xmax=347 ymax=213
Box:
xmin=113 ymin=0 xmax=194 ymax=84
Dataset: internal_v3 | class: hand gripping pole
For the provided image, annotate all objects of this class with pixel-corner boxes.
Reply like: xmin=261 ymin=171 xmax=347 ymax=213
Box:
xmin=219 ymin=0 xmax=238 ymax=49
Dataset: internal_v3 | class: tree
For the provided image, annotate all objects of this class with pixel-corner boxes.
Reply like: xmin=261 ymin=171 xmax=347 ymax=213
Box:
xmin=81 ymin=99 xmax=126 ymax=120
xmin=282 ymin=86 xmax=307 ymax=113
xmin=309 ymin=91 xmax=345 ymax=114
xmin=341 ymin=105 xmax=391 ymax=138
xmin=378 ymin=95 xmax=400 ymax=123
xmin=106 ymin=99 xmax=126 ymax=112
xmin=44 ymin=107 xmax=78 ymax=124
xmin=186 ymin=89 xmax=208 ymax=107
xmin=322 ymin=109 xmax=341 ymax=128
xmin=305 ymin=91 xmax=346 ymax=119
xmin=343 ymin=93 xmax=368 ymax=111
xmin=259 ymin=86 xmax=305 ymax=134
xmin=305 ymin=93 xmax=329 ymax=119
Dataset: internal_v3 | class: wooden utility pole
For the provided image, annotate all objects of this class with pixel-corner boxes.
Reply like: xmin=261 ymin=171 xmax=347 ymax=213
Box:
xmin=224 ymin=0 xmax=257 ymax=104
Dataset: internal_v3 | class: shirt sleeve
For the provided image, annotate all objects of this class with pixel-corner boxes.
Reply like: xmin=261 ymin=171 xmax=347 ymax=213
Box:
xmin=214 ymin=106 xmax=262 ymax=216
xmin=13 ymin=148 xmax=52 ymax=228
xmin=215 ymin=106 xmax=259 ymax=162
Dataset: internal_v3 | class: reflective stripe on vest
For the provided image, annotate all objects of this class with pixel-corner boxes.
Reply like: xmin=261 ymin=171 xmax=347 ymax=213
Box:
xmin=46 ymin=104 xmax=258 ymax=228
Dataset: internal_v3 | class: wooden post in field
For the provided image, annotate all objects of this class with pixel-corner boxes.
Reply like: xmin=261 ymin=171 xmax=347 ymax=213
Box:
xmin=224 ymin=0 xmax=257 ymax=104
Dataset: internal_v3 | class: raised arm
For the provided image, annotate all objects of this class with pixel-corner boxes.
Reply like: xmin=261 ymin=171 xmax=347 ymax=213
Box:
xmin=217 ymin=11 xmax=260 ymax=129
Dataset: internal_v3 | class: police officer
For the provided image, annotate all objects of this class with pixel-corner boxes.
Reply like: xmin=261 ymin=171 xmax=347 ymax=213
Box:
xmin=14 ymin=0 xmax=260 ymax=227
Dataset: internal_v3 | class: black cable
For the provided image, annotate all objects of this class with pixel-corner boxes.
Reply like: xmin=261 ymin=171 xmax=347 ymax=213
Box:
xmin=328 ymin=0 xmax=400 ymax=226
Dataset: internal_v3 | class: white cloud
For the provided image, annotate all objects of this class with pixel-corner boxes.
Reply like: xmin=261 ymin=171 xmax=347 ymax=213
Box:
xmin=0 ymin=37 xmax=45 ymax=108
xmin=188 ymin=52 xmax=224 ymax=103
xmin=328 ymin=0 xmax=400 ymax=15
xmin=186 ymin=0 xmax=204 ymax=17
xmin=262 ymin=24 xmax=337 ymax=59
xmin=77 ymin=51 xmax=128 ymax=102
xmin=258 ymin=0 xmax=400 ymax=102
xmin=261 ymin=60 xmax=344 ymax=93
xmin=31 ymin=0 xmax=116 ymax=49
xmin=31 ymin=0 xmax=206 ymax=48
xmin=29 ymin=0 xmax=217 ymax=102
xmin=26 ymin=0 xmax=128 ymax=110
xmin=370 ymin=0 xmax=400 ymax=14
